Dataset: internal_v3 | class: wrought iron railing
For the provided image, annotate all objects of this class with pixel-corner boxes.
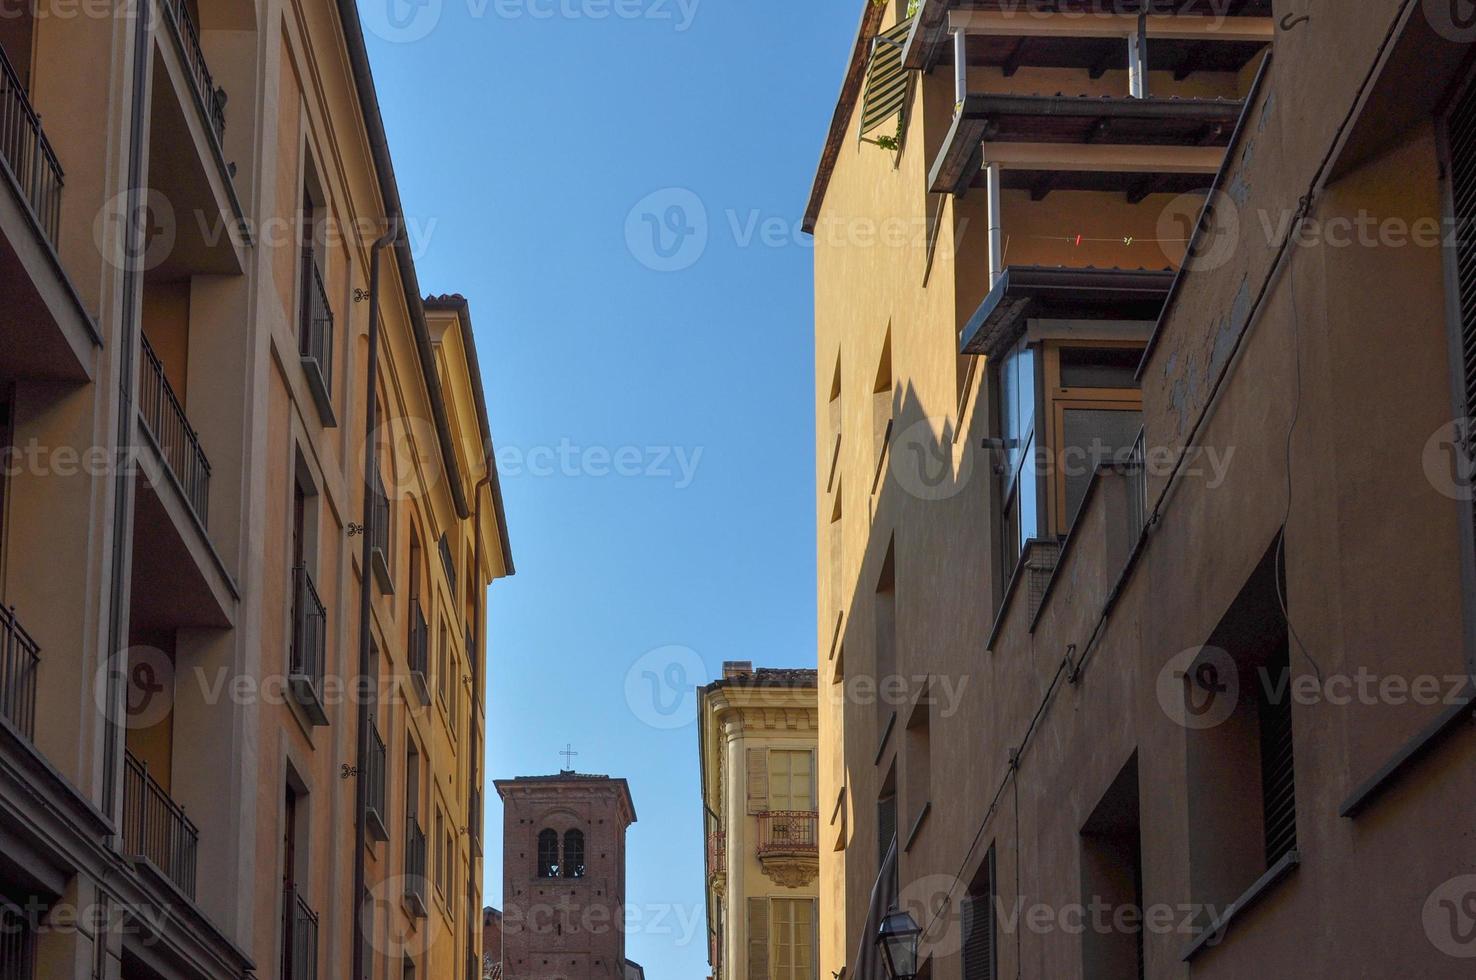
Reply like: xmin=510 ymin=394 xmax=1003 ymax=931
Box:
xmin=0 ymin=42 xmax=62 ymax=246
xmin=469 ymin=786 xmax=481 ymax=854
xmin=365 ymin=721 xmax=388 ymax=840
xmin=0 ymin=899 xmax=34 ymax=980
xmin=298 ymin=245 xmax=334 ymax=398
xmin=409 ymin=601 xmax=429 ymax=679
xmin=405 ymin=817 xmax=428 ymax=914
xmin=290 ymin=564 xmax=326 ymax=704
xmin=160 ymin=0 xmax=226 ymax=144
xmin=0 ymin=605 xmax=39 ymax=740
xmin=438 ymin=533 xmax=456 ymax=594
xmin=123 ymin=750 xmax=199 ymax=899
xmin=281 ymin=883 xmax=319 ymax=980
xmin=707 ymin=831 xmax=726 ymax=877
xmin=140 ymin=333 xmax=211 ymax=526
xmin=1123 ymin=427 xmax=1148 ymax=549
xmin=370 ymin=468 xmax=390 ymax=563
xmin=757 ymin=811 xmax=819 ymax=857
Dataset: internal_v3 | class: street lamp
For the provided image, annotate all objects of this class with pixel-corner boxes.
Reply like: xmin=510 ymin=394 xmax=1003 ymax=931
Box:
xmin=875 ymin=908 xmax=921 ymax=980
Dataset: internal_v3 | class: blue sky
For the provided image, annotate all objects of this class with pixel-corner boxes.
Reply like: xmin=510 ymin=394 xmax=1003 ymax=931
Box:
xmin=362 ymin=0 xmax=849 ymax=973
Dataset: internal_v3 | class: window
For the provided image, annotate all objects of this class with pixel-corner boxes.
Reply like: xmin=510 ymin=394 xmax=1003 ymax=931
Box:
xmin=438 ymin=620 xmax=450 ymax=708
xmin=875 ymin=540 xmax=897 ymax=727
xmin=537 ymin=829 xmax=560 ymax=878
xmin=996 ymin=339 xmax=1039 ymax=576
xmin=767 ymin=750 xmax=815 ymax=812
xmin=563 ymin=830 xmax=586 ymax=878
xmin=1080 ymin=757 xmax=1142 ymax=980
xmin=877 ymin=766 xmax=897 ymax=866
xmin=904 ymin=698 xmax=930 ymax=838
xmin=434 ymin=809 xmax=446 ymax=897
xmin=872 ymin=332 xmax=894 ymax=473
xmin=962 ymin=847 xmax=997 ymax=980
xmin=771 ymin=899 xmax=816 ymax=980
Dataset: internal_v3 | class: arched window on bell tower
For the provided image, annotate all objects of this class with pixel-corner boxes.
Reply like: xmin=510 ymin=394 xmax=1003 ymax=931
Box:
xmin=563 ymin=829 xmax=586 ymax=878
xmin=537 ymin=829 xmax=559 ymax=878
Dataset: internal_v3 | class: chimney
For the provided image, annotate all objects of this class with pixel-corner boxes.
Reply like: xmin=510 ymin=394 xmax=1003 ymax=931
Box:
xmin=722 ymin=661 xmax=754 ymax=679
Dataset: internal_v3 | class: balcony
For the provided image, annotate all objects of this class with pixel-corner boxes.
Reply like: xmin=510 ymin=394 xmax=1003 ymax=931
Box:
xmin=0 ymin=606 xmax=39 ymax=741
xmin=757 ymin=811 xmax=819 ymax=889
xmin=408 ymin=601 xmax=430 ymax=706
xmin=404 ymin=817 xmax=428 ymax=919
xmin=369 ymin=469 xmax=393 ymax=593
xmin=160 ymin=0 xmax=226 ymax=144
xmin=289 ymin=565 xmax=328 ymax=726
xmin=0 ymin=900 xmax=33 ymax=979
xmin=299 ymin=246 xmax=335 ymax=424
xmin=140 ymin=333 xmax=211 ymax=527
xmin=0 ymin=42 xmax=96 ymax=384
xmin=706 ymin=831 xmax=726 ymax=894
xmin=123 ymin=750 xmax=199 ymax=900
xmin=281 ymin=884 xmax=320 ymax=980
xmin=365 ymin=722 xmax=389 ymax=843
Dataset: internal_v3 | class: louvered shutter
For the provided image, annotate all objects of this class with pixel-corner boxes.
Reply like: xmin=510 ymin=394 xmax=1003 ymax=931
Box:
xmin=859 ymin=18 xmax=915 ymax=141
xmin=1258 ymin=645 xmax=1297 ymax=866
xmin=748 ymin=897 xmax=771 ymax=980
xmin=1449 ymin=75 xmax=1476 ymax=542
xmin=747 ymin=748 xmax=769 ymax=814
xmin=962 ymin=851 xmax=997 ymax=980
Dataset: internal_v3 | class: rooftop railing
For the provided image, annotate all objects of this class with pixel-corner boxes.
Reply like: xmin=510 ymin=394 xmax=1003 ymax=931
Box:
xmin=140 ymin=333 xmax=211 ymax=526
xmin=0 ymin=605 xmax=39 ymax=741
xmin=123 ymin=749 xmax=199 ymax=900
xmin=0 ymin=42 xmax=63 ymax=246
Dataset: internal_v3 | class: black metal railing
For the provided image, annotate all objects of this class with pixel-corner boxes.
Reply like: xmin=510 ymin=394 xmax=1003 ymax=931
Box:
xmin=757 ymin=810 xmax=820 ymax=857
xmin=438 ymin=533 xmax=455 ymax=594
xmin=140 ymin=334 xmax=211 ymax=526
xmin=1124 ymin=427 xmax=1148 ymax=549
xmin=0 ymin=899 xmax=34 ymax=980
xmin=468 ymin=786 xmax=481 ymax=853
xmin=370 ymin=468 xmax=390 ymax=562
xmin=290 ymin=564 xmax=326 ymax=698
xmin=0 ymin=42 xmax=63 ymax=246
xmin=298 ymin=245 xmax=334 ymax=398
xmin=123 ymin=750 xmax=199 ymax=900
xmin=365 ymin=721 xmax=387 ymax=838
xmin=0 ymin=605 xmax=39 ymax=740
xmin=405 ymin=817 xmax=428 ymax=913
xmin=409 ymin=601 xmax=429 ymax=678
xmin=281 ymin=884 xmax=319 ymax=980
xmin=160 ymin=0 xmax=226 ymax=144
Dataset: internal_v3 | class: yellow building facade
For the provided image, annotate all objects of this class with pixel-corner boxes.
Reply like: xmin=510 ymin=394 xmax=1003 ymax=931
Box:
xmin=0 ymin=3 xmax=509 ymax=980
xmin=698 ymin=664 xmax=819 ymax=980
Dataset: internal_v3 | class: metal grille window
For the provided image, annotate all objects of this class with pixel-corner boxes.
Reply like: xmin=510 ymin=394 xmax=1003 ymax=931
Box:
xmin=859 ymin=17 xmax=914 ymax=144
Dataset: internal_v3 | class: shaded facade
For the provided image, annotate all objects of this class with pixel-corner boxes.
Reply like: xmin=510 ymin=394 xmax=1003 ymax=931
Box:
xmin=0 ymin=3 xmax=510 ymax=979
xmin=698 ymin=663 xmax=820 ymax=980
xmin=808 ymin=1 xmax=1475 ymax=978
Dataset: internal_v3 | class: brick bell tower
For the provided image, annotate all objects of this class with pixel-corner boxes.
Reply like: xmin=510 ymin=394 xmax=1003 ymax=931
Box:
xmin=495 ymin=771 xmax=638 ymax=980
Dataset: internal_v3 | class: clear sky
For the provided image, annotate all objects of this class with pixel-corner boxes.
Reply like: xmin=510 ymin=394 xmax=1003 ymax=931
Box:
xmin=362 ymin=0 xmax=849 ymax=973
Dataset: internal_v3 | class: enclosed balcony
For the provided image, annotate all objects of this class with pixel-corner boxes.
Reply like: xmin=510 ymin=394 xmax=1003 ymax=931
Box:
xmin=0 ymin=39 xmax=96 ymax=384
xmin=123 ymin=749 xmax=200 ymax=900
xmin=281 ymin=883 xmax=320 ymax=980
xmin=289 ymin=564 xmax=328 ymax=726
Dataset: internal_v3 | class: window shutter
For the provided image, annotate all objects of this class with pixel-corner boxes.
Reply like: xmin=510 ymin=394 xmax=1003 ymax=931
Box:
xmin=811 ymin=898 xmax=820 ymax=980
xmin=1449 ymin=76 xmax=1476 ymax=540
xmin=859 ymin=17 xmax=915 ymax=142
xmin=747 ymin=748 xmax=769 ymax=814
xmin=1258 ymin=645 xmax=1297 ymax=866
xmin=809 ymin=751 xmax=818 ymax=811
xmin=962 ymin=850 xmax=997 ymax=980
xmin=748 ymin=897 xmax=771 ymax=980
xmin=877 ymin=794 xmax=896 ymax=866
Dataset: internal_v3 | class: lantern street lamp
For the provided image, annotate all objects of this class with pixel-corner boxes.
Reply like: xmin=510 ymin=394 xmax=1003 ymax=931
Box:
xmin=876 ymin=908 xmax=921 ymax=980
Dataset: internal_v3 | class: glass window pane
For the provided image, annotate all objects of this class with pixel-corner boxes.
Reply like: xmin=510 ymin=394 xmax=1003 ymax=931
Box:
xmin=1018 ymin=430 xmax=1038 ymax=552
xmin=1061 ymin=408 xmax=1143 ymax=525
xmin=1059 ymin=347 xmax=1142 ymax=389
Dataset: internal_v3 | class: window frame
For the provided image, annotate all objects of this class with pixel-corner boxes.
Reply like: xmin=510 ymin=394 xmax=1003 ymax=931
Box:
xmin=770 ymin=897 xmax=816 ymax=980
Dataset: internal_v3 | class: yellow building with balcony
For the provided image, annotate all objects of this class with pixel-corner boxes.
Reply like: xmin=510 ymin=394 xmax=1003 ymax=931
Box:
xmin=698 ymin=663 xmax=819 ymax=980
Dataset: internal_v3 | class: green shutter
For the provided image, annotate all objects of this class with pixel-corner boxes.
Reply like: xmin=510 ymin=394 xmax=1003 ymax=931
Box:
xmin=859 ymin=18 xmax=915 ymax=142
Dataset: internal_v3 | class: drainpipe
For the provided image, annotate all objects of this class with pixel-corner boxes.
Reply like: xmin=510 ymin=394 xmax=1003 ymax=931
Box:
xmin=986 ymin=162 xmax=1003 ymax=288
xmin=953 ymin=28 xmax=968 ymax=110
xmin=1128 ymin=11 xmax=1149 ymax=99
xmin=353 ymin=221 xmax=399 ymax=980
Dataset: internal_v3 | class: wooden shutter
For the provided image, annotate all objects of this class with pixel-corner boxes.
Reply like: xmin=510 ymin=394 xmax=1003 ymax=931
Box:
xmin=859 ymin=17 xmax=915 ymax=141
xmin=748 ymin=897 xmax=771 ymax=980
xmin=962 ymin=848 xmax=997 ymax=980
xmin=747 ymin=748 xmax=769 ymax=814
xmin=1449 ymin=74 xmax=1476 ymax=544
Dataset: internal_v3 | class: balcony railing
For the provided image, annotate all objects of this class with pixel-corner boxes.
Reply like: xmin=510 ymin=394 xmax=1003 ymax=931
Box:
xmin=123 ymin=750 xmax=199 ymax=900
xmin=365 ymin=722 xmax=388 ymax=842
xmin=0 ymin=42 xmax=62 ymax=246
xmin=160 ymin=0 xmax=226 ymax=145
xmin=298 ymin=245 xmax=334 ymax=416
xmin=281 ymin=884 xmax=319 ymax=980
xmin=0 ymin=899 xmax=34 ymax=980
xmin=0 ymin=605 xmax=39 ymax=741
xmin=469 ymin=786 xmax=481 ymax=855
xmin=707 ymin=831 xmax=726 ymax=877
xmin=140 ymin=333 xmax=211 ymax=526
xmin=408 ymin=600 xmax=430 ymax=705
xmin=369 ymin=468 xmax=392 ymax=592
xmin=438 ymin=533 xmax=456 ymax=594
xmin=289 ymin=565 xmax=327 ymax=725
xmin=1123 ymin=427 xmax=1148 ymax=550
xmin=405 ymin=817 xmax=428 ymax=917
xmin=757 ymin=811 xmax=819 ymax=857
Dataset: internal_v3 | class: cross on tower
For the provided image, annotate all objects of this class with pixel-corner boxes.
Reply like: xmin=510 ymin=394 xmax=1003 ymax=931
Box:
xmin=560 ymin=743 xmax=578 ymax=771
